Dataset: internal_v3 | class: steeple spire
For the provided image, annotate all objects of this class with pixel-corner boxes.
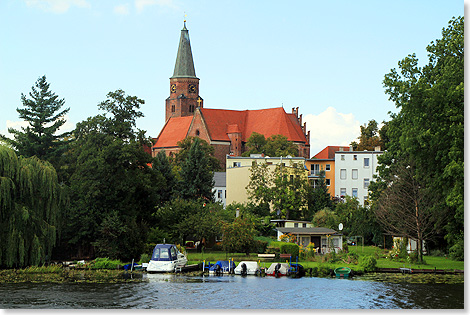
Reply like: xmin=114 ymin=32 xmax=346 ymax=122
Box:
xmin=171 ymin=20 xmax=197 ymax=78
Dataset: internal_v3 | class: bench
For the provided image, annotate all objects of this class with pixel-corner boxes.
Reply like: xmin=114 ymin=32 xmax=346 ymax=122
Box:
xmin=257 ymin=253 xmax=275 ymax=260
xmin=279 ymin=254 xmax=291 ymax=260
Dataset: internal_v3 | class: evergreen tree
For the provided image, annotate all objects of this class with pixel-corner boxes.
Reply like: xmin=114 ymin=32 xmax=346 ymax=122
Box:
xmin=0 ymin=76 xmax=70 ymax=169
xmin=178 ymin=137 xmax=215 ymax=201
xmin=0 ymin=146 xmax=64 ymax=267
xmin=152 ymin=150 xmax=176 ymax=205
xmin=307 ymin=170 xmax=334 ymax=218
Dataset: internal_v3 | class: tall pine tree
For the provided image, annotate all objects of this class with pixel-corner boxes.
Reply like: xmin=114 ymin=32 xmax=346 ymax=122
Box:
xmin=1 ymin=76 xmax=70 ymax=166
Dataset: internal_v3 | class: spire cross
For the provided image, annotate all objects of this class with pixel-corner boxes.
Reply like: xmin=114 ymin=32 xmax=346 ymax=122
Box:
xmin=197 ymin=97 xmax=202 ymax=107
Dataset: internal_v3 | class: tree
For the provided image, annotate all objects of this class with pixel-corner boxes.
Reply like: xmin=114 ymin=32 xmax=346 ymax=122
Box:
xmin=65 ymin=90 xmax=161 ymax=260
xmin=178 ymin=137 xmax=215 ymax=202
xmin=0 ymin=76 xmax=71 ymax=177
xmin=246 ymin=160 xmax=308 ymax=220
xmin=270 ymin=162 xmax=309 ymax=220
xmin=0 ymin=146 xmax=64 ymax=267
xmin=263 ymin=134 xmax=298 ymax=157
xmin=307 ymin=170 xmax=334 ymax=218
xmin=173 ymin=136 xmax=221 ymax=171
xmin=152 ymin=150 xmax=176 ymax=205
xmin=311 ymin=208 xmax=338 ymax=230
xmin=221 ymin=217 xmax=256 ymax=255
xmin=381 ymin=16 xmax=464 ymax=256
xmin=242 ymin=133 xmax=299 ymax=157
xmin=242 ymin=132 xmax=267 ymax=156
xmin=350 ymin=119 xmax=386 ymax=151
xmin=374 ymin=161 xmax=439 ymax=262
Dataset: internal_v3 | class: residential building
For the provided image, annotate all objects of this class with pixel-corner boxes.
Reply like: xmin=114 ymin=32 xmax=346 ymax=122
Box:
xmin=335 ymin=147 xmax=383 ymax=206
xmin=225 ymin=155 xmax=307 ymax=207
xmin=306 ymin=146 xmax=350 ymax=196
xmin=212 ymin=172 xmax=226 ymax=208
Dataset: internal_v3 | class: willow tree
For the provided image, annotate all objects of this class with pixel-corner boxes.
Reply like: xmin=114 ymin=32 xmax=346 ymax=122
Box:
xmin=0 ymin=145 xmax=63 ymax=267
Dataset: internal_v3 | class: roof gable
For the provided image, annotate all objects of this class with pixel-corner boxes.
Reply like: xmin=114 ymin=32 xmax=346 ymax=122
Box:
xmin=153 ymin=116 xmax=193 ymax=148
xmin=314 ymin=146 xmax=350 ymax=159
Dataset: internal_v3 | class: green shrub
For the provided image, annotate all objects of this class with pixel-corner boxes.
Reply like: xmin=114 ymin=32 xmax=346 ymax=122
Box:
xmin=449 ymin=239 xmax=464 ymax=261
xmin=252 ymin=240 xmax=268 ymax=254
xmin=92 ymin=257 xmax=122 ymax=270
xmin=279 ymin=243 xmax=299 ymax=259
xmin=139 ymin=253 xmax=150 ymax=264
xmin=430 ymin=249 xmax=445 ymax=257
xmin=359 ymin=255 xmax=377 ymax=272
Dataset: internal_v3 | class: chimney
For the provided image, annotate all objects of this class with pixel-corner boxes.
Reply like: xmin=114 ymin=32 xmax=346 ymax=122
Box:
xmin=349 ymin=145 xmax=354 ymax=152
xmin=299 ymin=113 xmax=302 ymax=125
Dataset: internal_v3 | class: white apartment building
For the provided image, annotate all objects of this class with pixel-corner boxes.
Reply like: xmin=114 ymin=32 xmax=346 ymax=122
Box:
xmin=213 ymin=172 xmax=227 ymax=208
xmin=334 ymin=147 xmax=383 ymax=206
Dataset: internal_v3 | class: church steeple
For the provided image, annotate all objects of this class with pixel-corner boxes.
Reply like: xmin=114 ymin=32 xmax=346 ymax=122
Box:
xmin=165 ymin=21 xmax=203 ymax=122
xmin=171 ymin=21 xmax=197 ymax=79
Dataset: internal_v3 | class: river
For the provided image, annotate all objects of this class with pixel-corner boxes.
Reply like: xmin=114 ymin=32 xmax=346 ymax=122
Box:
xmin=0 ymin=273 xmax=464 ymax=309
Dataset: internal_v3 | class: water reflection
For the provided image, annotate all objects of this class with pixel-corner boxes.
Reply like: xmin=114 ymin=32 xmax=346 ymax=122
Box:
xmin=0 ymin=275 xmax=464 ymax=309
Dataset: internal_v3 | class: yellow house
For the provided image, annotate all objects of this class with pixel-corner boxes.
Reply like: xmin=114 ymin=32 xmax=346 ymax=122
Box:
xmin=226 ymin=155 xmax=307 ymax=207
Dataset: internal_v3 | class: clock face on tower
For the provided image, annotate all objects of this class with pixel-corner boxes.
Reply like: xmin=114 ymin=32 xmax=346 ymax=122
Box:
xmin=188 ymin=84 xmax=196 ymax=94
xmin=170 ymin=84 xmax=176 ymax=93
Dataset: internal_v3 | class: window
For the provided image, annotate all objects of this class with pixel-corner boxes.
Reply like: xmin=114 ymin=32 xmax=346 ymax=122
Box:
xmin=353 ymin=155 xmax=357 ymax=160
xmin=325 ymin=164 xmax=331 ymax=171
xmin=233 ymin=162 xmax=241 ymax=167
xmin=312 ymin=164 xmax=320 ymax=175
xmin=195 ymin=129 xmax=200 ymax=136
xmin=294 ymin=223 xmax=298 ymax=228
xmin=364 ymin=158 xmax=370 ymax=167
xmin=352 ymin=188 xmax=358 ymax=198
xmin=189 ymin=104 xmax=195 ymax=112
xmin=364 ymin=196 xmax=369 ymax=206
xmin=171 ymin=105 xmax=175 ymax=112
xmin=340 ymin=169 xmax=346 ymax=180
xmin=217 ymin=190 xmax=223 ymax=199
xmin=303 ymin=223 xmax=307 ymax=228
xmin=325 ymin=179 xmax=331 ymax=186
xmin=341 ymin=155 xmax=345 ymax=161
xmin=352 ymin=169 xmax=358 ymax=180
xmin=340 ymin=188 xmax=346 ymax=197
xmin=364 ymin=178 xmax=370 ymax=189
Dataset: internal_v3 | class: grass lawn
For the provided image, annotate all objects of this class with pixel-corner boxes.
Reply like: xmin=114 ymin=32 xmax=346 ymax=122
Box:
xmin=186 ymin=246 xmax=464 ymax=271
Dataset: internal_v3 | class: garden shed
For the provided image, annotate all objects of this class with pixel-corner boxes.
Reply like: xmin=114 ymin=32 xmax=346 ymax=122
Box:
xmin=271 ymin=220 xmax=343 ymax=254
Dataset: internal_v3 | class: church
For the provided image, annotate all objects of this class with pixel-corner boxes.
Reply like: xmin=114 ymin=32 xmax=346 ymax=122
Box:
xmin=152 ymin=22 xmax=311 ymax=167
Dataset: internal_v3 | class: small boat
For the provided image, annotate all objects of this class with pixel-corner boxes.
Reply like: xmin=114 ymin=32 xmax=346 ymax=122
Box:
xmin=266 ymin=263 xmax=290 ymax=277
xmin=208 ymin=260 xmax=236 ymax=275
xmin=147 ymin=244 xmax=188 ymax=273
xmin=334 ymin=266 xmax=352 ymax=278
xmin=234 ymin=261 xmax=260 ymax=276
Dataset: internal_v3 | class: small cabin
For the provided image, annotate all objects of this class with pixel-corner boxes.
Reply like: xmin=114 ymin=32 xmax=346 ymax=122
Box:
xmin=271 ymin=220 xmax=343 ymax=254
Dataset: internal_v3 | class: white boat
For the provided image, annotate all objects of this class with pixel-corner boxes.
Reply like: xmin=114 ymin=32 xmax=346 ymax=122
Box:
xmin=234 ymin=261 xmax=260 ymax=276
xmin=266 ymin=263 xmax=290 ymax=277
xmin=147 ymin=244 xmax=188 ymax=273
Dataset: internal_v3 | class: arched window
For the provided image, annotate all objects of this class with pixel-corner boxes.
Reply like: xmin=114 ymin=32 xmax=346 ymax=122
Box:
xmin=171 ymin=105 xmax=175 ymax=112
xmin=195 ymin=129 xmax=200 ymax=136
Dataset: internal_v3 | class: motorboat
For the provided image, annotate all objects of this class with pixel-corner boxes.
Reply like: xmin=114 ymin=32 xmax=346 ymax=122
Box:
xmin=234 ymin=261 xmax=260 ymax=276
xmin=208 ymin=260 xmax=236 ymax=275
xmin=147 ymin=244 xmax=188 ymax=273
xmin=266 ymin=263 xmax=290 ymax=277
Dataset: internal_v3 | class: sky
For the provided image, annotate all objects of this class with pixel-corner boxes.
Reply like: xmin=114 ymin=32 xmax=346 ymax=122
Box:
xmin=0 ymin=0 xmax=464 ymax=156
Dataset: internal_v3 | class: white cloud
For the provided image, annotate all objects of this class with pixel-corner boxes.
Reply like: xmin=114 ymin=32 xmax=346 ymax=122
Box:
xmin=303 ymin=107 xmax=361 ymax=157
xmin=135 ymin=0 xmax=178 ymax=13
xmin=25 ymin=0 xmax=91 ymax=14
xmin=113 ymin=4 xmax=130 ymax=15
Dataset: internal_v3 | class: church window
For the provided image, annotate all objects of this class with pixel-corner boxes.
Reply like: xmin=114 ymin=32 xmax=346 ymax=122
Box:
xmin=189 ymin=104 xmax=195 ymax=112
xmin=171 ymin=105 xmax=175 ymax=112
xmin=195 ymin=129 xmax=200 ymax=136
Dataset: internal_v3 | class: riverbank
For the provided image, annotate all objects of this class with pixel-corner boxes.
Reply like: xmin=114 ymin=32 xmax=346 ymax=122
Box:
xmin=0 ymin=265 xmax=464 ymax=285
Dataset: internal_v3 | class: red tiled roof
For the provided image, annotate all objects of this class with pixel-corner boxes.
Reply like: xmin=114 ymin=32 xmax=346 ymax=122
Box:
xmin=153 ymin=116 xmax=193 ymax=148
xmin=313 ymin=146 xmax=350 ymax=159
xmin=200 ymin=107 xmax=307 ymax=143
